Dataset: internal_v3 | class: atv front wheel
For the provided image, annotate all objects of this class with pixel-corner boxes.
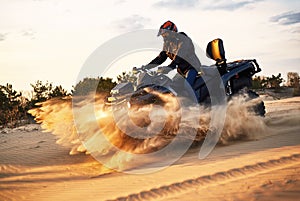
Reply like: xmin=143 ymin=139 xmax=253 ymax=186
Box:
xmin=129 ymin=90 xmax=181 ymax=135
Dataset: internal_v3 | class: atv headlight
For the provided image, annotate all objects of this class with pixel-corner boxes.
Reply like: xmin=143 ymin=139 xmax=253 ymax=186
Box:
xmin=107 ymin=96 xmax=117 ymax=102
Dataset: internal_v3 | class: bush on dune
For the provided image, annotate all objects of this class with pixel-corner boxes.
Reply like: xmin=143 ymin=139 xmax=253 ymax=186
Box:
xmin=0 ymin=77 xmax=116 ymax=128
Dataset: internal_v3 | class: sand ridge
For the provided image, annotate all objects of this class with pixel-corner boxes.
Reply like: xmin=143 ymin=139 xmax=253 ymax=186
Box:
xmin=108 ymin=151 xmax=300 ymax=201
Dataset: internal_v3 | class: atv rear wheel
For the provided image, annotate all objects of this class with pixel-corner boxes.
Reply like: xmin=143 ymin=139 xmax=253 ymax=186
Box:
xmin=247 ymin=90 xmax=265 ymax=116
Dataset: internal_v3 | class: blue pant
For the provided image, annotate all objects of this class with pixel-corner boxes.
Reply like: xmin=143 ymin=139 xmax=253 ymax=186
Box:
xmin=185 ymin=68 xmax=199 ymax=101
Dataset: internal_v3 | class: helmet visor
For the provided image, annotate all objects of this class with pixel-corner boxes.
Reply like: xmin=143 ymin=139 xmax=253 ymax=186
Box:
xmin=157 ymin=28 xmax=167 ymax=37
xmin=157 ymin=29 xmax=170 ymax=36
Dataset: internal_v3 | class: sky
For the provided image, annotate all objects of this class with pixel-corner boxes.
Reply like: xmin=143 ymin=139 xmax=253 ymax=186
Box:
xmin=0 ymin=0 xmax=299 ymax=92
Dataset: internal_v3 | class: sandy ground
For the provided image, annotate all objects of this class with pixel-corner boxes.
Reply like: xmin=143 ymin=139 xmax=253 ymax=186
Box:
xmin=0 ymin=96 xmax=300 ymax=201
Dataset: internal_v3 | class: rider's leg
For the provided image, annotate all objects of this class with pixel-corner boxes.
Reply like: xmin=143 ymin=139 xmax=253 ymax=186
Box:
xmin=186 ymin=68 xmax=197 ymax=86
xmin=185 ymin=68 xmax=199 ymax=101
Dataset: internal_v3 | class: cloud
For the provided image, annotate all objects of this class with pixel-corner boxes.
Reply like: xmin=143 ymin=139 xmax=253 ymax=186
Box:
xmin=292 ymin=27 xmax=300 ymax=34
xmin=153 ymin=0 xmax=263 ymax=11
xmin=0 ymin=33 xmax=7 ymax=42
xmin=113 ymin=15 xmax=151 ymax=32
xmin=270 ymin=11 xmax=300 ymax=25
xmin=114 ymin=0 xmax=126 ymax=4
xmin=153 ymin=0 xmax=199 ymax=8
xmin=21 ymin=29 xmax=36 ymax=39
xmin=205 ymin=0 xmax=264 ymax=11
xmin=0 ymin=30 xmax=36 ymax=42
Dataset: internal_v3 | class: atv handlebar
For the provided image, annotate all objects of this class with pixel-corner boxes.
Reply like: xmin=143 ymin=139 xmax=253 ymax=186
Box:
xmin=132 ymin=66 xmax=154 ymax=74
xmin=226 ymin=59 xmax=262 ymax=75
xmin=132 ymin=66 xmax=172 ymax=75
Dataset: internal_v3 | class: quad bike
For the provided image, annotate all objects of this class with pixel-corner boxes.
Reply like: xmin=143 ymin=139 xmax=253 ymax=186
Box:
xmin=104 ymin=38 xmax=265 ymax=134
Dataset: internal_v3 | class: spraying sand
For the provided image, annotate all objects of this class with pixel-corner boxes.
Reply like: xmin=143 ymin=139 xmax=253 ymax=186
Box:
xmin=0 ymin=96 xmax=299 ymax=201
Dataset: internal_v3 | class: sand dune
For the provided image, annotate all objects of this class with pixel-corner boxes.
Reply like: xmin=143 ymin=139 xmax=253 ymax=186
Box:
xmin=0 ymin=96 xmax=299 ymax=201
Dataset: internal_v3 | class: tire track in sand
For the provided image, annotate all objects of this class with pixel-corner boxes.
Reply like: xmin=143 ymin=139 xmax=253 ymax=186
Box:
xmin=107 ymin=154 xmax=300 ymax=201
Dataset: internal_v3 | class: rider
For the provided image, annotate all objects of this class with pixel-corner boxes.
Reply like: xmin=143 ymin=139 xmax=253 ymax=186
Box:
xmin=143 ymin=20 xmax=201 ymax=99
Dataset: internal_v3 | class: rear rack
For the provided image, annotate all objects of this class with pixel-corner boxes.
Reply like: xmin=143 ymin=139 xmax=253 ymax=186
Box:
xmin=226 ymin=59 xmax=261 ymax=74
